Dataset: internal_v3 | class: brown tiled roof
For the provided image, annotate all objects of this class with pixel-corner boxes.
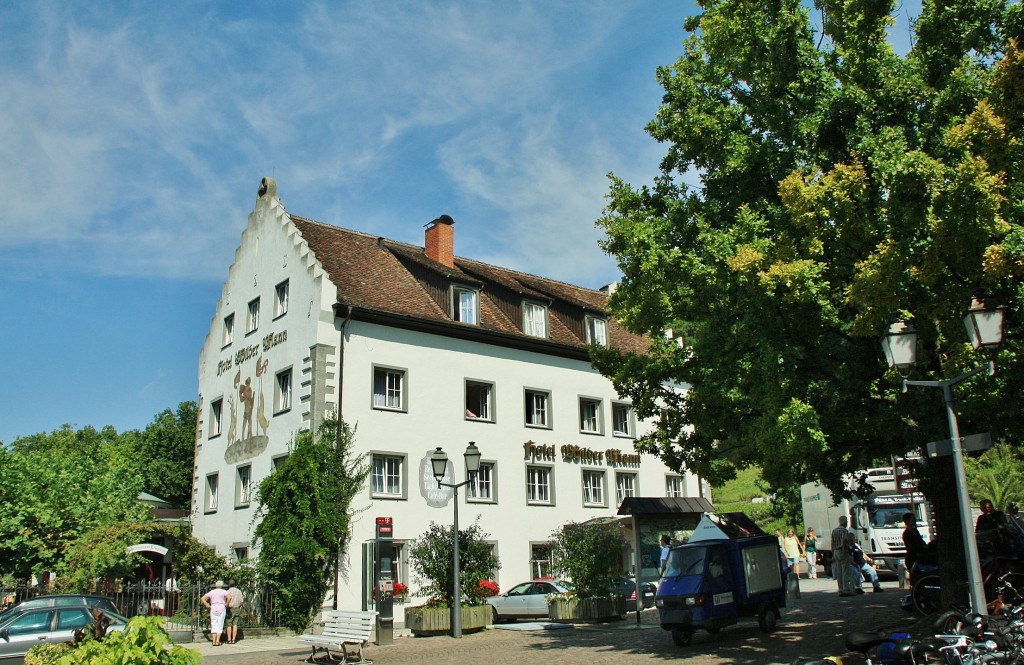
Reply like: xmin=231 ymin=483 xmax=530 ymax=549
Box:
xmin=290 ymin=215 xmax=648 ymax=356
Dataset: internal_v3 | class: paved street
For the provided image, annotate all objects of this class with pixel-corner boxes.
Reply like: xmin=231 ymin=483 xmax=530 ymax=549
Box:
xmin=194 ymin=578 xmax=929 ymax=664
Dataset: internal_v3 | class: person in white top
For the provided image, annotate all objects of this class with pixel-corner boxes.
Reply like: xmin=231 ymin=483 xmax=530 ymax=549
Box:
xmin=659 ymin=535 xmax=672 ymax=576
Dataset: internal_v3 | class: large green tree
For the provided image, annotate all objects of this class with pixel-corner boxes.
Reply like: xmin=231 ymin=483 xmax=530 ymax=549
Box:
xmin=126 ymin=401 xmax=199 ymax=508
xmin=252 ymin=416 xmax=369 ymax=633
xmin=594 ymin=0 xmax=1023 ymax=602
xmin=0 ymin=425 xmax=149 ymax=579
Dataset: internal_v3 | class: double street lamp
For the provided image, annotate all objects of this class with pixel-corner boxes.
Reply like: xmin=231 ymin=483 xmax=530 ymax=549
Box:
xmin=431 ymin=442 xmax=482 ymax=638
xmin=882 ymin=295 xmax=1008 ymax=615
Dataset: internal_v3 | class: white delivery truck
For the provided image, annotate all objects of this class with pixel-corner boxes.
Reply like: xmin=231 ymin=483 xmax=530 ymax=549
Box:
xmin=801 ymin=467 xmax=933 ymax=576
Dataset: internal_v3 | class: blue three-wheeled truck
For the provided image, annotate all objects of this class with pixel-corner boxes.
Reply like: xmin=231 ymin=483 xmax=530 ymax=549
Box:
xmin=656 ymin=513 xmax=788 ymax=647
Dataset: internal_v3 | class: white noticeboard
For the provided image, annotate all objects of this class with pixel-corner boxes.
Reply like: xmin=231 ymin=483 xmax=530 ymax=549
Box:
xmin=418 ymin=451 xmax=454 ymax=508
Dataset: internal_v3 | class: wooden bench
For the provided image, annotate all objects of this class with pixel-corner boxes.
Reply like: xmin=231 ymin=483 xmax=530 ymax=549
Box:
xmin=298 ymin=610 xmax=378 ymax=663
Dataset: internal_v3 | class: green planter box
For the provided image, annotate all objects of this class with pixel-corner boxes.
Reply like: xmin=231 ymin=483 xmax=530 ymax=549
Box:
xmin=405 ymin=605 xmax=490 ymax=636
xmin=547 ymin=596 xmax=626 ymax=623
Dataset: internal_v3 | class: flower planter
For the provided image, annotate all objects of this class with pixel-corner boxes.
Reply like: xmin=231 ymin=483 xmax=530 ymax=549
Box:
xmin=547 ymin=596 xmax=626 ymax=623
xmin=404 ymin=605 xmax=490 ymax=636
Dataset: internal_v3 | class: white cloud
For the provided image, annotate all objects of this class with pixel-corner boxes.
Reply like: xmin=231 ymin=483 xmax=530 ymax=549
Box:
xmin=0 ymin=1 xmax=676 ymax=285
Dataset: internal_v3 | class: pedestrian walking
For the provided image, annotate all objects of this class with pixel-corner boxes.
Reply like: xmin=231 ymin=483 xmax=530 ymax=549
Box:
xmin=804 ymin=527 xmax=819 ymax=579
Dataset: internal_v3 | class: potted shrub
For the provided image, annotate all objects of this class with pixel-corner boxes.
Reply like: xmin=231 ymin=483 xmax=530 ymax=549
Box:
xmin=405 ymin=521 xmax=500 ymax=635
xmin=547 ymin=520 xmax=629 ymax=622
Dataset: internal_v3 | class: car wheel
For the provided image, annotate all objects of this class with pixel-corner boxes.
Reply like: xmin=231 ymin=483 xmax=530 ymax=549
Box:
xmin=758 ymin=602 xmax=779 ymax=633
xmin=671 ymin=626 xmax=693 ymax=647
xmin=491 ymin=606 xmax=502 ymax=624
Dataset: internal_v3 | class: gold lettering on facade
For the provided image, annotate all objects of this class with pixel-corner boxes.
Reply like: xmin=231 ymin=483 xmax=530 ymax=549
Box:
xmin=559 ymin=444 xmax=604 ymax=465
xmin=523 ymin=441 xmax=641 ymax=468
xmin=523 ymin=440 xmax=556 ymax=462
xmin=606 ymin=448 xmax=641 ymax=467
xmin=262 ymin=330 xmax=287 ymax=351
xmin=234 ymin=344 xmax=260 ymax=367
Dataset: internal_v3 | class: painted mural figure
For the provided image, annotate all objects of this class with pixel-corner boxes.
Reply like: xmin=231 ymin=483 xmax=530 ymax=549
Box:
xmin=256 ymin=357 xmax=270 ymax=437
xmin=239 ymin=377 xmax=255 ymax=441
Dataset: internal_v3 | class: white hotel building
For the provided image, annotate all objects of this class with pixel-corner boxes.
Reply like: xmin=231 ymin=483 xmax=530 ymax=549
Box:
xmin=191 ymin=178 xmax=704 ymax=617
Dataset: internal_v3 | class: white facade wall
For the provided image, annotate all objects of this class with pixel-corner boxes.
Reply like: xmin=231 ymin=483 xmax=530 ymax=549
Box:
xmin=193 ymin=190 xmax=700 ymax=622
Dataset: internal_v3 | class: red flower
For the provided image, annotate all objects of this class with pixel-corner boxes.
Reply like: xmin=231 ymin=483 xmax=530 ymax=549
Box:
xmin=477 ymin=580 xmax=499 ymax=597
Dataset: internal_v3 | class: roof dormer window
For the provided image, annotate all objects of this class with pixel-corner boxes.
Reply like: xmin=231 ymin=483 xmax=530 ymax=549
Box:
xmin=453 ymin=286 xmax=479 ymax=325
xmin=523 ymin=301 xmax=548 ymax=338
xmin=586 ymin=315 xmax=608 ymax=346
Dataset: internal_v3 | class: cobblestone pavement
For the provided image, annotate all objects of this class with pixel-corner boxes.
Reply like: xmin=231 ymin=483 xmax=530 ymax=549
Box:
xmin=197 ymin=578 xmax=930 ymax=665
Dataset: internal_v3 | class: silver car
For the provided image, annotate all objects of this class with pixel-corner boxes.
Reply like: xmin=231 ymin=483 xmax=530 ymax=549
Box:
xmin=486 ymin=580 xmax=571 ymax=622
xmin=0 ymin=605 xmax=127 ymax=661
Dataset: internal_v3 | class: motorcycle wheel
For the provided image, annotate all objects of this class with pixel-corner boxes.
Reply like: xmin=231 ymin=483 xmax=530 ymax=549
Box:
xmin=933 ymin=609 xmax=968 ymax=635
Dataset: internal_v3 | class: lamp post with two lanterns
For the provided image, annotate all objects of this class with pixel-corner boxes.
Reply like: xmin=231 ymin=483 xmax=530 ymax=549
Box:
xmin=430 ymin=442 xmax=482 ymax=638
xmin=881 ymin=295 xmax=1008 ymax=616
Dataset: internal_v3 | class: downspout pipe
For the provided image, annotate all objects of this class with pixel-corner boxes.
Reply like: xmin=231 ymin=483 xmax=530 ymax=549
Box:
xmin=333 ymin=304 xmax=354 ymax=610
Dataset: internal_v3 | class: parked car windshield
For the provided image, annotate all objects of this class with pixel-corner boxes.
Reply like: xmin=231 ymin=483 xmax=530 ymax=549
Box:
xmin=664 ymin=547 xmax=707 ymax=578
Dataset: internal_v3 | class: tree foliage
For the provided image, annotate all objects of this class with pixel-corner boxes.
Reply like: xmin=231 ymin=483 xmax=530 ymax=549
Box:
xmin=252 ymin=416 xmax=369 ymax=633
xmin=965 ymin=443 xmax=1024 ymax=511
xmin=0 ymin=425 xmax=149 ymax=579
xmin=549 ymin=521 xmax=629 ymax=599
xmin=126 ymin=402 xmax=199 ymax=508
xmin=407 ymin=520 xmax=500 ymax=606
xmin=0 ymin=402 xmax=199 ymax=579
xmin=594 ymin=0 xmax=1023 ymax=609
xmin=594 ymin=0 xmax=1023 ymax=494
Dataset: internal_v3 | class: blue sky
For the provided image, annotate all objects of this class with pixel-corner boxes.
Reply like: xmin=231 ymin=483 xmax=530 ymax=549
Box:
xmin=0 ymin=1 xmax=924 ymax=444
xmin=0 ymin=1 xmax=701 ymax=443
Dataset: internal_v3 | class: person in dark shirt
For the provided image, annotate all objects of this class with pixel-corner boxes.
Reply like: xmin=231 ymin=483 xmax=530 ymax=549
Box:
xmin=976 ymin=499 xmax=1003 ymax=532
xmin=901 ymin=512 xmax=927 ymax=584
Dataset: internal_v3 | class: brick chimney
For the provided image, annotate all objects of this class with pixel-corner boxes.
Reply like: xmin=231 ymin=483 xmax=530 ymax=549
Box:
xmin=425 ymin=215 xmax=455 ymax=268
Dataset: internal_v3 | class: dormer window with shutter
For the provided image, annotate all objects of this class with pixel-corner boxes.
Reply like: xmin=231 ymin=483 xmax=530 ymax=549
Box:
xmin=452 ymin=285 xmax=479 ymax=325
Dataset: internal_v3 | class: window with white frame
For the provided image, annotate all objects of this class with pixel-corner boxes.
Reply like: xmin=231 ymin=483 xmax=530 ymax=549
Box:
xmin=272 ymin=454 xmax=289 ymax=472
xmin=666 ymin=475 xmax=685 ymax=498
xmin=222 ymin=314 xmax=234 ymax=347
xmin=586 ymin=315 xmax=608 ymax=346
xmin=210 ymin=399 xmax=223 ymax=438
xmin=524 ymin=389 xmax=550 ymax=428
xmin=236 ymin=465 xmax=252 ymax=507
xmin=615 ymin=472 xmax=637 ymax=505
xmin=523 ymin=301 xmax=548 ymax=338
xmin=205 ymin=473 xmax=219 ymax=512
xmin=372 ymin=366 xmax=406 ymax=411
xmin=452 ymin=286 xmax=479 ymax=324
xmin=274 ymin=279 xmax=289 ymax=318
xmin=526 ymin=466 xmax=552 ymax=505
xmin=275 ymin=368 xmax=292 ymax=413
xmin=372 ymin=454 xmax=405 ymax=499
xmin=579 ymin=397 xmax=602 ymax=434
xmin=247 ymin=298 xmax=260 ymax=334
xmin=465 ymin=380 xmax=494 ymax=421
xmin=582 ymin=469 xmax=606 ymax=507
xmin=467 ymin=461 xmax=495 ymax=502
xmin=234 ymin=547 xmax=249 ymax=563
xmin=612 ymin=402 xmax=633 ymax=437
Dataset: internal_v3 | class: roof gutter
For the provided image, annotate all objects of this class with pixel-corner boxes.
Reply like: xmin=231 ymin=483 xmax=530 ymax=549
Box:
xmin=331 ymin=303 xmax=592 ymax=362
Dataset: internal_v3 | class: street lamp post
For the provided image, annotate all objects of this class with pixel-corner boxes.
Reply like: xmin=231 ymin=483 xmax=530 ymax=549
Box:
xmin=882 ymin=296 xmax=1007 ymax=615
xmin=431 ymin=442 xmax=482 ymax=638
